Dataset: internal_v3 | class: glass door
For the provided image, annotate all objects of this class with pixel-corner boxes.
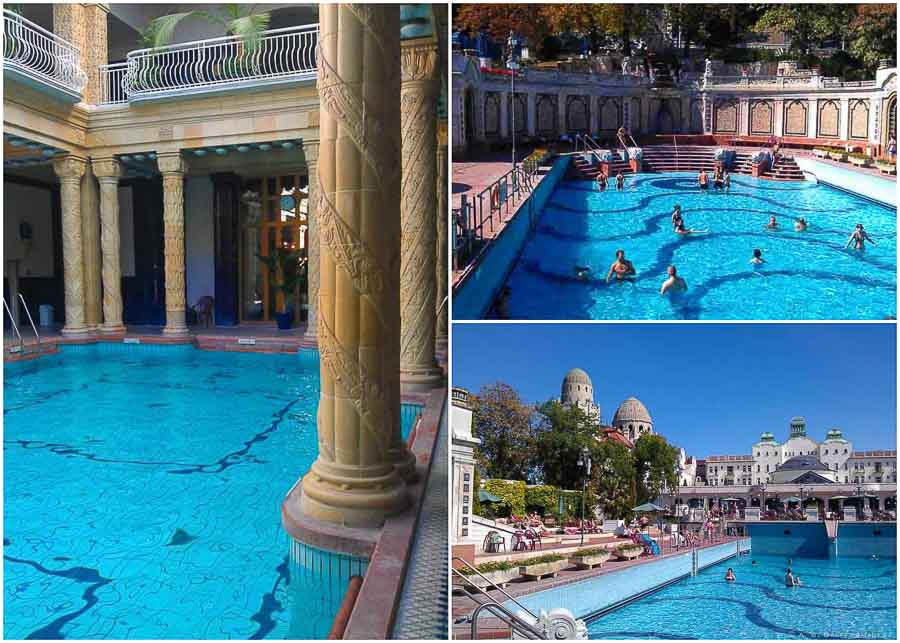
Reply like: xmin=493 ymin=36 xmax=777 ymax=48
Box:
xmin=239 ymin=173 xmax=309 ymax=323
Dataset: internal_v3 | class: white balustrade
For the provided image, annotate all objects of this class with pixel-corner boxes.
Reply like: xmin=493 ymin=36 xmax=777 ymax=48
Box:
xmin=119 ymin=24 xmax=317 ymax=102
xmin=98 ymin=62 xmax=128 ymax=105
xmin=2 ymin=9 xmax=86 ymax=97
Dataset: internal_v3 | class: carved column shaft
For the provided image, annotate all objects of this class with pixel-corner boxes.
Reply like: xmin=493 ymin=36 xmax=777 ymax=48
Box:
xmin=399 ymin=41 xmax=442 ymax=392
xmin=303 ymin=151 xmax=319 ymax=342
xmin=299 ymin=4 xmax=411 ymax=528
xmin=435 ymin=124 xmax=448 ymax=350
xmin=158 ymin=153 xmax=189 ymax=336
xmin=53 ymin=156 xmax=88 ymax=336
xmin=92 ymin=158 xmax=125 ymax=333
xmin=81 ymin=163 xmax=101 ymax=329
xmin=52 ymin=3 xmax=107 ymax=103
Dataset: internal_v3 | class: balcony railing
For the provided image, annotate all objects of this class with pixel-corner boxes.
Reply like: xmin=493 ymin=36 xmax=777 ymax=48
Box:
xmin=100 ymin=24 xmax=317 ymax=105
xmin=2 ymin=9 xmax=86 ymax=99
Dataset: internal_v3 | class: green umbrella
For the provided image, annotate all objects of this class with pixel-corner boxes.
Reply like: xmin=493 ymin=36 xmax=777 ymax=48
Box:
xmin=632 ymin=502 xmax=666 ymax=513
xmin=478 ymin=490 xmax=503 ymax=503
xmin=783 ymin=496 xmax=802 ymax=503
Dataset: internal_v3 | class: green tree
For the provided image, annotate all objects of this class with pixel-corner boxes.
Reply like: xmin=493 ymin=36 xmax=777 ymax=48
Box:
xmin=532 ymin=400 xmax=600 ymax=489
xmin=471 ymin=382 xmax=535 ymax=481
xmin=753 ymin=3 xmax=854 ymax=56
xmin=632 ymin=434 xmax=679 ymax=504
xmin=591 ymin=440 xmax=636 ymax=520
xmin=850 ymin=4 xmax=897 ymax=71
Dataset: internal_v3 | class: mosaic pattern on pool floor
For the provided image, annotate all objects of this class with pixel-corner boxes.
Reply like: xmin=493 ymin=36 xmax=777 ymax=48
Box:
xmin=3 ymin=344 xmax=415 ymax=639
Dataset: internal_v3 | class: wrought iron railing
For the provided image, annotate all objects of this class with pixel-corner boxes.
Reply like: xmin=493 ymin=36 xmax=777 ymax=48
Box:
xmin=111 ymin=24 xmax=317 ymax=103
xmin=98 ymin=62 xmax=128 ymax=105
xmin=2 ymin=8 xmax=86 ymax=97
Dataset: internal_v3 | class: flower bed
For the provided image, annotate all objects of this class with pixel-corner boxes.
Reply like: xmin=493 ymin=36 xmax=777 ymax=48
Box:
xmin=518 ymin=554 xmax=568 ymax=581
xmin=454 ymin=560 xmax=520 ymax=590
xmin=568 ymin=547 xmax=611 ymax=570
xmin=612 ymin=543 xmax=643 ymax=560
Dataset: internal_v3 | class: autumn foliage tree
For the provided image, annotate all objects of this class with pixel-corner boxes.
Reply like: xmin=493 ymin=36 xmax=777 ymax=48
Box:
xmin=454 ymin=4 xmax=550 ymax=56
xmin=471 ymin=382 xmax=536 ymax=481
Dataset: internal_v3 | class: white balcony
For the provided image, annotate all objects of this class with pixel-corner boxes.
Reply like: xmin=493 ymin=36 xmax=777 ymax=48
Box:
xmin=2 ymin=9 xmax=86 ymax=102
xmin=98 ymin=24 xmax=318 ymax=106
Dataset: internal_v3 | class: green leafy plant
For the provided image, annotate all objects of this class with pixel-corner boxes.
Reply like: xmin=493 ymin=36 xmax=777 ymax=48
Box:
xmin=518 ymin=553 xmax=566 ymax=566
xmin=148 ymin=5 xmax=271 ymax=51
xmin=572 ymin=547 xmax=609 ymax=557
xmin=256 ymin=247 xmax=307 ymax=315
xmin=483 ymin=479 xmax=527 ymax=517
xmin=472 ymin=560 xmax=516 ymax=574
xmin=616 ymin=542 xmax=642 ymax=552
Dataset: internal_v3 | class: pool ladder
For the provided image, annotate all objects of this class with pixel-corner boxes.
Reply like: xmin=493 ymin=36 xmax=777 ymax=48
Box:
xmin=3 ymin=294 xmax=41 ymax=356
xmin=452 ymin=557 xmax=587 ymax=639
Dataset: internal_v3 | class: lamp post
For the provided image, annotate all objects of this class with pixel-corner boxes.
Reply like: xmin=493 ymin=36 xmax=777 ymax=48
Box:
xmin=506 ymin=31 xmax=522 ymax=173
xmin=577 ymin=446 xmax=592 ymax=547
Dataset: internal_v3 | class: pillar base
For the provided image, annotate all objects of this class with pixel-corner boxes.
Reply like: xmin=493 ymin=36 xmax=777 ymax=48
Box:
xmin=162 ymin=325 xmax=189 ymax=337
xmin=400 ymin=366 xmax=443 ymax=394
xmin=390 ymin=447 xmax=419 ymax=482
xmin=302 ymin=329 xmax=317 ymax=346
xmin=435 ymin=336 xmax=448 ymax=354
xmin=297 ymin=462 xmax=410 ymax=529
xmin=100 ymin=323 xmax=126 ymax=335
xmin=60 ymin=325 xmax=91 ymax=338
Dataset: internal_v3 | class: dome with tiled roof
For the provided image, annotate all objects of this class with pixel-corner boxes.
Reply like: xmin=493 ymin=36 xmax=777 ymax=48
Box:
xmin=612 ymin=397 xmax=654 ymax=441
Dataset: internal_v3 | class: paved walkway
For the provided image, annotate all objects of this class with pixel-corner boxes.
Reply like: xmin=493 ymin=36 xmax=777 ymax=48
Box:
xmin=392 ymin=402 xmax=449 ymax=639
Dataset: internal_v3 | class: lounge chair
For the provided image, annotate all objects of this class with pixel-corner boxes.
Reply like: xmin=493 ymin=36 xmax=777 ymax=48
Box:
xmin=639 ymin=532 xmax=661 ymax=556
xmin=524 ymin=528 xmax=542 ymax=550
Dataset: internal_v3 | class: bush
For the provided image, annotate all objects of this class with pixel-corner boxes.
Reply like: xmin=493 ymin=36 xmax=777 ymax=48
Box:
xmin=518 ymin=553 xmax=566 ymax=566
xmin=484 ymin=479 xmax=527 ymax=517
xmin=525 ymin=485 xmax=558 ymax=516
xmin=572 ymin=547 xmax=609 ymax=557
xmin=473 ymin=560 xmax=516 ymax=574
xmin=616 ymin=542 xmax=642 ymax=551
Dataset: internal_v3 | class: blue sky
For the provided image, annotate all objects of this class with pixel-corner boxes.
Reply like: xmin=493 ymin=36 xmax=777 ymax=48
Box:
xmin=452 ymin=323 xmax=897 ymax=456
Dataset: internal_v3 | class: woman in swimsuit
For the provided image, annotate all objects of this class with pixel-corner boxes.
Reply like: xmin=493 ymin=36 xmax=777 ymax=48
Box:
xmin=606 ymin=249 xmax=636 ymax=283
xmin=597 ymin=173 xmax=608 ymax=191
xmin=615 ymin=173 xmax=625 ymax=190
xmin=845 ymin=223 xmax=875 ymax=252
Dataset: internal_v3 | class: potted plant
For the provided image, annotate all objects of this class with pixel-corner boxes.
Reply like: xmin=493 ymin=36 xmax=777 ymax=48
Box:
xmin=568 ymin=547 xmax=611 ymax=570
xmin=875 ymin=158 xmax=896 ymax=174
xmin=612 ymin=542 xmax=643 ymax=560
xmin=453 ymin=560 xmax=519 ymax=590
xmin=848 ymin=153 xmax=873 ymax=167
xmin=256 ymin=247 xmax=307 ymax=330
xmin=518 ymin=554 xmax=568 ymax=581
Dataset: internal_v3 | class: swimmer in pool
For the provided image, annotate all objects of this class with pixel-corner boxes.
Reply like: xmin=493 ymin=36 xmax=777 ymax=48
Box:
xmin=713 ymin=167 xmax=724 ymax=190
xmin=574 ymin=265 xmax=592 ymax=281
xmin=795 ymin=217 xmax=808 ymax=232
xmin=785 ymin=568 xmax=796 ymax=587
xmin=725 ymin=568 xmax=736 ymax=582
xmin=751 ymin=560 xmax=758 ymax=566
xmin=606 ymin=249 xmax=636 ymax=283
xmin=671 ymin=204 xmax=683 ymax=229
xmin=660 ymin=265 xmax=688 ymax=295
xmin=765 ymin=215 xmax=779 ymax=230
xmin=724 ymin=171 xmax=731 ymax=191
xmin=615 ymin=172 xmax=625 ymax=190
xmin=697 ymin=169 xmax=709 ymax=190
xmin=750 ymin=248 xmax=765 ymax=264
xmin=597 ymin=173 xmax=608 ymax=191
xmin=675 ymin=221 xmax=707 ymax=235
xmin=845 ymin=223 xmax=876 ymax=252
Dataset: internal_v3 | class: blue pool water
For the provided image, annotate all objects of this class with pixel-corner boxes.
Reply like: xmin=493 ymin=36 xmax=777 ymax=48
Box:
xmin=503 ymin=173 xmax=896 ymax=319
xmin=587 ymin=553 xmax=897 ymax=639
xmin=3 ymin=344 xmax=419 ymax=639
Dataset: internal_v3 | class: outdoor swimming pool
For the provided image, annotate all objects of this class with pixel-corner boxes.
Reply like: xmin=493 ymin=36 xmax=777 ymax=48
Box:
xmin=3 ymin=344 xmax=419 ymax=639
xmin=501 ymin=173 xmax=896 ymax=319
xmin=586 ymin=553 xmax=897 ymax=639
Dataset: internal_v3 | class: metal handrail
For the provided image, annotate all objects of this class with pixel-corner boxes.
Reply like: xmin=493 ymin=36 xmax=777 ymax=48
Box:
xmin=2 ymin=297 xmax=24 ymax=354
xmin=119 ymin=23 xmax=318 ymax=102
xmin=2 ymin=8 xmax=87 ymax=95
xmin=18 ymin=293 xmax=39 ymax=349
xmin=469 ymin=601 xmax=546 ymax=640
xmin=452 ymin=556 xmax=539 ymax=620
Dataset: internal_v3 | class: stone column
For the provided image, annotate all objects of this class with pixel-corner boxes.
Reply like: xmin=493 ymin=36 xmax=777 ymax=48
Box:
xmin=526 ymin=92 xmax=537 ymax=136
xmin=92 ymin=157 xmax=126 ymax=334
xmin=303 ymin=145 xmax=319 ymax=344
xmin=499 ymin=90 xmax=509 ymax=139
xmin=839 ymin=97 xmax=850 ymax=140
xmin=774 ymin=99 xmax=785 ymax=137
xmin=158 ymin=152 xmax=189 ymax=336
xmin=435 ymin=122 xmax=448 ymax=352
xmin=53 ymin=156 xmax=89 ymax=337
xmin=53 ymin=3 xmax=107 ymax=104
xmin=808 ymin=98 xmax=819 ymax=138
xmin=81 ymin=162 xmax=101 ymax=330
xmin=400 ymin=40 xmax=443 ymax=393
xmin=297 ymin=3 xmax=412 ymax=528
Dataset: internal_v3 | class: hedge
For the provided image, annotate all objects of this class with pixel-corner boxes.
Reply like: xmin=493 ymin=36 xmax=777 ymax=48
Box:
xmin=483 ymin=479 xmax=527 ymax=517
xmin=524 ymin=485 xmax=558 ymax=515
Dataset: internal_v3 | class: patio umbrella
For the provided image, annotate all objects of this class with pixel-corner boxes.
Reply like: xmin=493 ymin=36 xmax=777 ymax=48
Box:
xmin=783 ymin=496 xmax=802 ymax=503
xmin=722 ymin=497 xmax=742 ymax=502
xmin=829 ymin=495 xmax=849 ymax=500
xmin=632 ymin=502 xmax=666 ymax=513
xmin=478 ymin=490 xmax=502 ymax=503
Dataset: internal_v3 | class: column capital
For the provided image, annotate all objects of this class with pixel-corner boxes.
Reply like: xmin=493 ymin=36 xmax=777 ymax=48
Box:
xmin=53 ymin=155 xmax=88 ymax=182
xmin=302 ymin=142 xmax=319 ymax=167
xmin=437 ymin=121 xmax=448 ymax=146
xmin=400 ymin=41 xmax=439 ymax=84
xmin=91 ymin=157 xmax=121 ymax=181
xmin=157 ymin=152 xmax=188 ymax=175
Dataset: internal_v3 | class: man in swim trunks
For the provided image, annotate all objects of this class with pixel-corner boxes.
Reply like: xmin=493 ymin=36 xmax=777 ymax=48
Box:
xmin=698 ymin=170 xmax=708 ymax=190
xmin=615 ymin=172 xmax=625 ymax=190
xmin=765 ymin=215 xmax=779 ymax=230
xmin=606 ymin=249 xmax=636 ymax=283
xmin=675 ymin=221 xmax=706 ymax=235
xmin=713 ymin=167 xmax=724 ymax=190
xmin=845 ymin=223 xmax=876 ymax=252
xmin=785 ymin=568 xmax=796 ymax=587
xmin=660 ymin=265 xmax=687 ymax=295
xmin=795 ymin=217 xmax=808 ymax=232
xmin=597 ymin=172 xmax=608 ymax=191
xmin=671 ymin=205 xmax=683 ymax=229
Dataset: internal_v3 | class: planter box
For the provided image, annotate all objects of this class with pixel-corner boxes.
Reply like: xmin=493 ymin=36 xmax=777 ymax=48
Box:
xmin=612 ymin=546 xmax=643 ymax=561
xmin=875 ymin=161 xmax=897 ymax=175
xmin=849 ymin=157 xmax=872 ymax=167
xmin=568 ymin=551 xmax=611 ymax=570
xmin=452 ymin=568 xmax=519 ymax=591
xmin=828 ymin=151 xmax=847 ymax=162
xmin=518 ymin=560 xmax=567 ymax=581
xmin=813 ymin=148 xmax=828 ymax=158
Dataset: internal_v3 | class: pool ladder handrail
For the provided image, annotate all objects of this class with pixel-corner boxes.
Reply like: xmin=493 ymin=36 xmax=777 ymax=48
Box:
xmin=19 ymin=293 xmax=40 ymax=351
xmin=2 ymin=296 xmax=24 ymax=355
xmin=452 ymin=556 xmax=548 ymax=639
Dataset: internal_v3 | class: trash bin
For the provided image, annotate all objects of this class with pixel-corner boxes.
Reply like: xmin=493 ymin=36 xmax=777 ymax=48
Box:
xmin=39 ymin=304 xmax=54 ymax=327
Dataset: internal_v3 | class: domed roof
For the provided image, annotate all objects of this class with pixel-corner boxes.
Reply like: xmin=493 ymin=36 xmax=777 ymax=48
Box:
xmin=612 ymin=397 xmax=652 ymax=425
xmin=563 ymin=368 xmax=592 ymax=386
xmin=777 ymin=455 xmax=829 ymax=471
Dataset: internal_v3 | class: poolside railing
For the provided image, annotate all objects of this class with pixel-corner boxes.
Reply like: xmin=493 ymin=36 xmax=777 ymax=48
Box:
xmin=453 ymin=158 xmax=544 ymax=271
